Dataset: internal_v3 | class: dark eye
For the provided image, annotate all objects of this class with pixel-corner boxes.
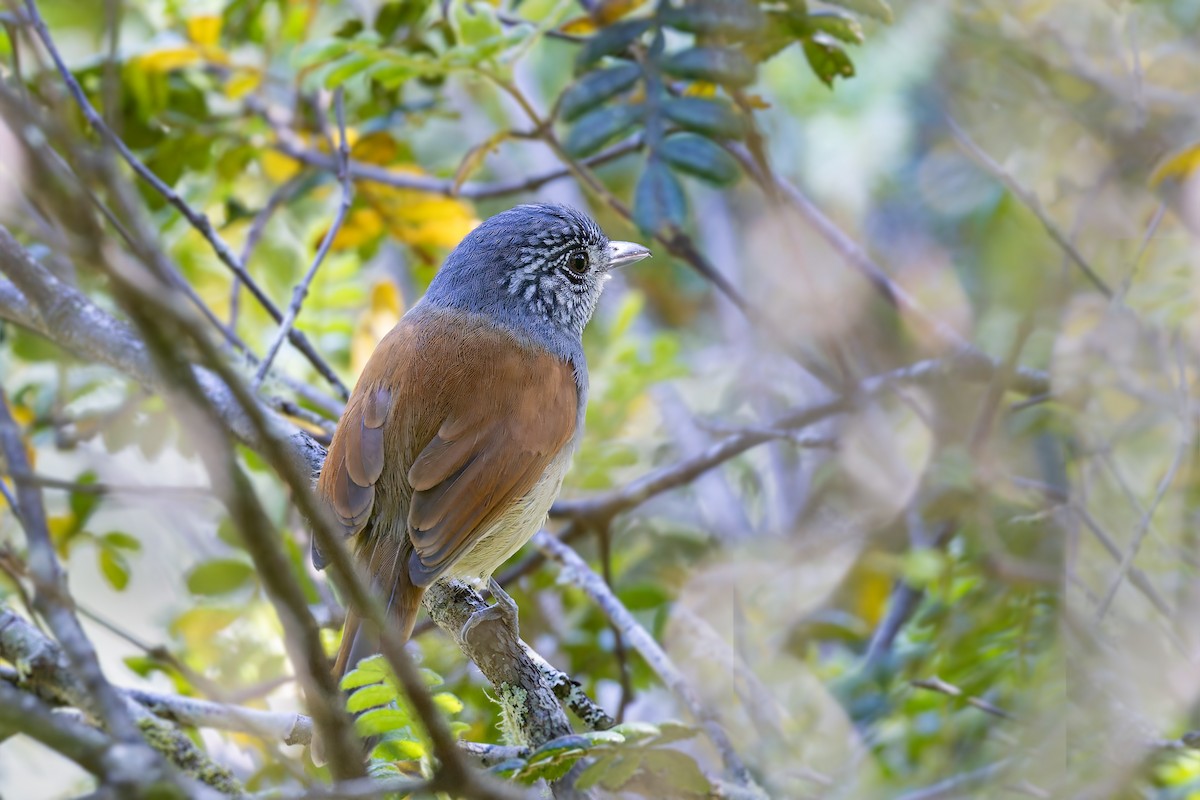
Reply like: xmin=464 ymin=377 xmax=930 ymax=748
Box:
xmin=567 ymin=251 xmax=589 ymax=275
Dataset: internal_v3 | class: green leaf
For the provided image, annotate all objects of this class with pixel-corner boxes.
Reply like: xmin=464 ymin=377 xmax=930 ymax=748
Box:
xmin=293 ymin=38 xmax=352 ymax=69
xmin=802 ymin=33 xmax=855 ymax=87
xmin=633 ymin=157 xmax=686 ymax=236
xmin=610 ymin=721 xmax=661 ymax=742
xmin=660 ymin=133 xmax=741 ymax=186
xmin=823 ymin=0 xmax=893 ymax=23
xmin=355 ymin=707 xmax=412 ymax=737
xmin=617 ymin=582 xmax=670 ymax=611
xmin=661 ymin=97 xmax=745 ymax=140
xmin=323 ymin=52 xmax=377 ymax=88
xmin=185 ymin=559 xmax=255 ymax=596
xmin=564 ymin=104 xmax=643 ymax=157
xmin=581 ymin=729 xmax=626 ymax=746
xmin=376 ymin=0 xmax=430 ymax=39
xmin=69 ymin=472 xmax=101 ymax=525
xmin=804 ymin=11 xmax=865 ymax=45
xmin=341 ymin=655 xmax=392 ymax=690
xmin=98 ymin=547 xmax=130 ymax=591
xmin=432 ymin=691 xmax=463 ymax=714
xmin=599 ymin=752 xmax=644 ymax=790
xmin=575 ymin=19 xmax=651 ymax=74
xmin=347 ymin=683 xmax=396 ymax=713
xmin=371 ymin=737 xmax=425 ymax=761
xmin=560 ymin=63 xmax=641 ymax=122
xmin=575 ymin=754 xmax=618 ymax=791
xmin=660 ymin=46 xmax=756 ymax=88
xmin=641 ymin=749 xmax=711 ymax=795
xmin=452 ymin=1 xmax=503 ymax=47
xmin=649 ymin=721 xmax=700 ymax=745
xmin=101 ymin=531 xmax=142 ymax=552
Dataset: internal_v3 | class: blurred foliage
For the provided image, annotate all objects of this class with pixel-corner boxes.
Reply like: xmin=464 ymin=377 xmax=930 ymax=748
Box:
xmin=2 ymin=0 xmax=1200 ymax=798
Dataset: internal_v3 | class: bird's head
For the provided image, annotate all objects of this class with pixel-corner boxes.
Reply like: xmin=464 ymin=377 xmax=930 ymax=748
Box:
xmin=424 ymin=204 xmax=650 ymax=348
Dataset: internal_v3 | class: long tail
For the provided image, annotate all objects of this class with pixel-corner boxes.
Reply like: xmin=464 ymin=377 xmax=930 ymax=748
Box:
xmin=331 ymin=578 xmax=422 ymax=681
xmin=312 ymin=549 xmax=423 ymax=767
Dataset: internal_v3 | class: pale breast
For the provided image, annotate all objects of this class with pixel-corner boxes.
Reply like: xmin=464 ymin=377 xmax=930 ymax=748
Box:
xmin=449 ymin=448 xmax=573 ymax=582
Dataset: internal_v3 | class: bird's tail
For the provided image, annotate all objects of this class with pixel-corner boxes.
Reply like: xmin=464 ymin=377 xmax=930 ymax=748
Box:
xmin=311 ymin=573 xmax=423 ymax=767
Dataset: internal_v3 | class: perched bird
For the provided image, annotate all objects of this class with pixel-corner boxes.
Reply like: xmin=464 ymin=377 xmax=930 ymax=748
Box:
xmin=313 ymin=203 xmax=650 ymax=679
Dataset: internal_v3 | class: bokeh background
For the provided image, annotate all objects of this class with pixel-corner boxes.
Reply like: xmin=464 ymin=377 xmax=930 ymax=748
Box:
xmin=2 ymin=0 xmax=1200 ymax=797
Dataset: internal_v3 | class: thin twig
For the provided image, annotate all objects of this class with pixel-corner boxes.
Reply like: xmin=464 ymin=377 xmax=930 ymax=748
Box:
xmin=1095 ymin=339 xmax=1191 ymax=618
xmin=0 ymin=394 xmax=146 ymax=746
xmin=945 ymin=115 xmax=1113 ymax=298
xmin=267 ymin=128 xmax=643 ymax=200
xmin=235 ymin=174 xmax=306 ymax=329
xmin=910 ymin=676 xmax=1016 ymax=720
xmin=3 ymin=471 xmax=214 ymax=499
xmin=253 ymin=89 xmax=352 ymax=387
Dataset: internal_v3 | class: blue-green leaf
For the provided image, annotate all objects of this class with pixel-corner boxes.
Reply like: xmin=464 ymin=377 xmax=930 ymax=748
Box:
xmin=564 ymin=104 xmax=643 ymax=157
xmin=660 ymin=46 xmax=755 ymax=87
xmin=574 ymin=19 xmax=651 ymax=74
xmin=660 ymin=133 xmax=740 ymax=186
xmin=661 ymin=2 xmax=764 ymax=37
xmin=633 ymin=158 xmax=686 ymax=236
xmin=560 ymin=63 xmax=641 ymax=122
xmin=662 ymin=97 xmax=745 ymax=140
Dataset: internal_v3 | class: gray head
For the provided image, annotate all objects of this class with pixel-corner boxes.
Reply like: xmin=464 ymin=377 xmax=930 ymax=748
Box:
xmin=422 ymin=204 xmax=650 ymax=357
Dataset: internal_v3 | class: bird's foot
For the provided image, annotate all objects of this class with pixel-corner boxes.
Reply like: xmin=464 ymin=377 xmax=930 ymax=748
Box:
xmin=459 ymin=578 xmax=520 ymax=644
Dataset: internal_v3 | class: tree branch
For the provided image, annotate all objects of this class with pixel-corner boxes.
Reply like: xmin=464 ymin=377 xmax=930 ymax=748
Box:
xmin=534 ymin=532 xmax=758 ymax=792
xmin=0 ymin=393 xmax=158 ymax=753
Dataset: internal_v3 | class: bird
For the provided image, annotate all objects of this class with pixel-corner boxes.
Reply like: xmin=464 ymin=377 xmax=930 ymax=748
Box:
xmin=312 ymin=203 xmax=650 ymax=682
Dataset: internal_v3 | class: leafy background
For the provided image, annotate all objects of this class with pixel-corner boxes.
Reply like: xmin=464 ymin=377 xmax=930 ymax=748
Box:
xmin=1 ymin=0 xmax=1200 ymax=797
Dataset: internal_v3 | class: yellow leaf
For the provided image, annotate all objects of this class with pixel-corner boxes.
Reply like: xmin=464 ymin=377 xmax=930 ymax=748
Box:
xmin=10 ymin=404 xmax=34 ymax=426
xmin=683 ymin=81 xmax=717 ymax=97
xmin=325 ymin=207 xmax=386 ymax=251
xmin=359 ymin=165 xmax=480 ymax=251
xmin=560 ymin=15 xmax=598 ymax=35
xmin=1150 ymin=143 xmax=1200 ymax=188
xmin=262 ymin=149 xmax=301 ymax=183
xmin=134 ymin=45 xmax=202 ymax=73
xmin=596 ymin=0 xmax=650 ymax=24
xmin=351 ymin=281 xmax=405 ymax=376
xmin=854 ymin=567 xmax=891 ymax=627
xmin=350 ymin=131 xmax=400 ymax=166
xmin=47 ymin=514 xmax=76 ymax=548
xmin=224 ymin=69 xmax=261 ymax=100
xmin=186 ymin=15 xmax=222 ymax=47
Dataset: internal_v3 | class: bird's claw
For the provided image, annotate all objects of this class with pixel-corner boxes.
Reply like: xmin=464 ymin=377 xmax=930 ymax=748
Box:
xmin=459 ymin=578 xmax=520 ymax=644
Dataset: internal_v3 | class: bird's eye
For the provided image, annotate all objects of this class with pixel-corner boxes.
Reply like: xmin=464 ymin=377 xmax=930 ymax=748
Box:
xmin=567 ymin=251 xmax=589 ymax=276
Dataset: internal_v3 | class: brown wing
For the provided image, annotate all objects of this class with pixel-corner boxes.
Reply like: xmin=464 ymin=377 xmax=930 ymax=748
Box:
xmin=314 ymin=305 xmax=578 ymax=588
xmin=403 ymin=318 xmax=579 ymax=586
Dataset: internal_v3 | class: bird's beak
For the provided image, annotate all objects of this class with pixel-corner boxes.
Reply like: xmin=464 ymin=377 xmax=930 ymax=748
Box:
xmin=607 ymin=241 xmax=652 ymax=270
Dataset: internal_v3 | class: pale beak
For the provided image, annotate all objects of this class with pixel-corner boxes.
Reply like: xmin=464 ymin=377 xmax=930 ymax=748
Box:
xmin=607 ymin=241 xmax=652 ymax=270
